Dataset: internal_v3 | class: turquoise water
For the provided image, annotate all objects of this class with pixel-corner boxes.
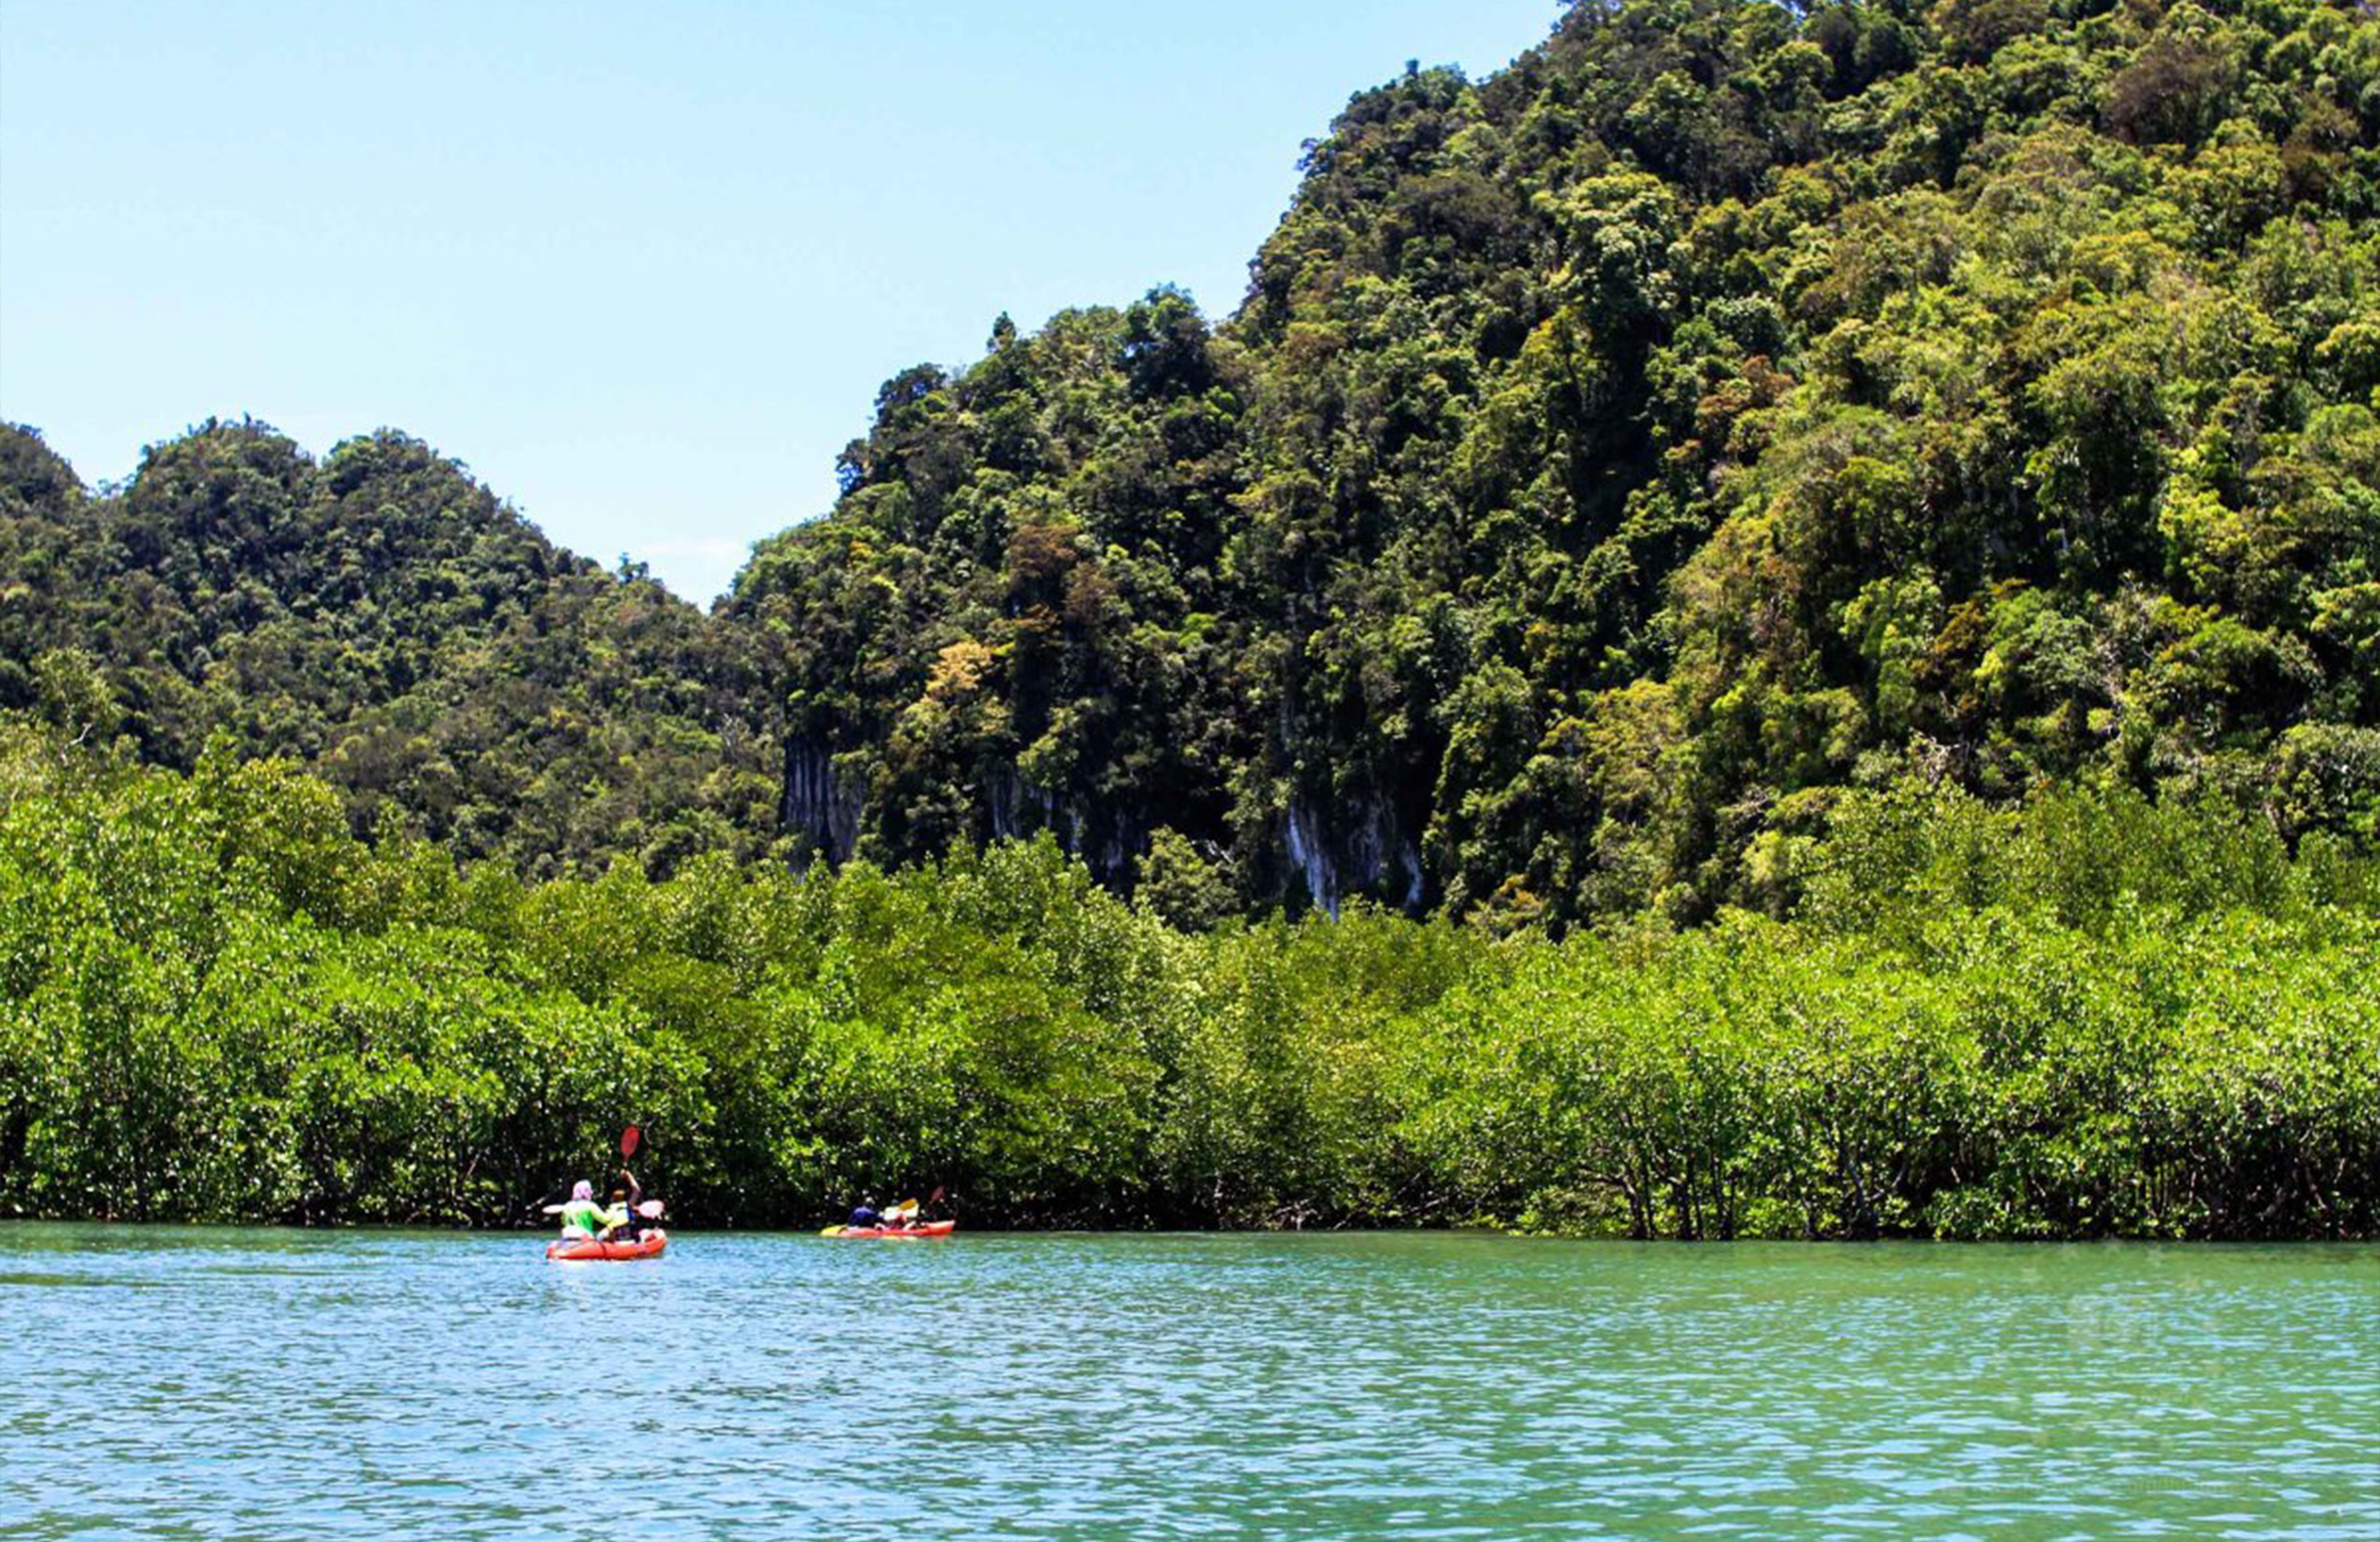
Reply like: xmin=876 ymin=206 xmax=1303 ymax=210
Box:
xmin=4 ymin=1226 xmax=2374 ymax=1540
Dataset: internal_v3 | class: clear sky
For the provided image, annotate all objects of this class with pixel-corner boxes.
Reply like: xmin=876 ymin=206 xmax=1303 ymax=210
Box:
xmin=2 ymin=1 xmax=1560 ymax=601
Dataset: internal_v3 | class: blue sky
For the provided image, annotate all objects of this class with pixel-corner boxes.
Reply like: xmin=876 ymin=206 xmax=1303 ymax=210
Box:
xmin=2 ymin=1 xmax=1560 ymax=601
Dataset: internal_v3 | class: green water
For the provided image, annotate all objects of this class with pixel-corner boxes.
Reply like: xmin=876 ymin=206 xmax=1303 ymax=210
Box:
xmin=4 ymin=1227 xmax=2373 ymax=1540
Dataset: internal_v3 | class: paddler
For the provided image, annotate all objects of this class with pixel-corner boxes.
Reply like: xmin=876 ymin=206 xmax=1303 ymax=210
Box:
xmin=614 ymin=1167 xmax=657 ymax=1239
xmin=597 ymin=1184 xmax=635 ymax=1240
xmin=556 ymin=1180 xmax=608 ymax=1239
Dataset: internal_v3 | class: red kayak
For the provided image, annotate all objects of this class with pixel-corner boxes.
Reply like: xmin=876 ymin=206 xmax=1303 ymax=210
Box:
xmin=547 ymin=1230 xmax=668 ymax=1261
xmin=825 ymin=1220 xmax=956 ymax=1240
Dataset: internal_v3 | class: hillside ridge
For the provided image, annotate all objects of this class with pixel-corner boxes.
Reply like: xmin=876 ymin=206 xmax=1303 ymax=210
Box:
xmin=7 ymin=0 xmax=2377 ymax=920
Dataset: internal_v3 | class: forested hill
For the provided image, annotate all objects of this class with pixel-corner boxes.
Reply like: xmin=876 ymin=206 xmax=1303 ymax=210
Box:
xmin=731 ymin=0 xmax=2380 ymax=925
xmin=0 ymin=422 xmax=781 ymax=877
xmin=11 ymin=0 xmax=2380 ymax=923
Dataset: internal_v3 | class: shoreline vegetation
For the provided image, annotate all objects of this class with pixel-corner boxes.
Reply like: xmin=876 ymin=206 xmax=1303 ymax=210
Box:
xmin=3 ymin=722 xmax=2372 ymax=1241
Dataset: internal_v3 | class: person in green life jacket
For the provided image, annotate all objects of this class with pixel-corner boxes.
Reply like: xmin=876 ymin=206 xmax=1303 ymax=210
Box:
xmin=557 ymin=1180 xmax=612 ymax=1240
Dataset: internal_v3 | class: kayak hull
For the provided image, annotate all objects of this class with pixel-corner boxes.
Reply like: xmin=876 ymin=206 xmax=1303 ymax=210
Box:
xmin=823 ymin=1220 xmax=956 ymax=1240
xmin=547 ymin=1229 xmax=668 ymax=1261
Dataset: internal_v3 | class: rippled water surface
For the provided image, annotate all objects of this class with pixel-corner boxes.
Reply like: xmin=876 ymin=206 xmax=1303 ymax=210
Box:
xmin=6 ymin=1227 xmax=2376 ymax=1540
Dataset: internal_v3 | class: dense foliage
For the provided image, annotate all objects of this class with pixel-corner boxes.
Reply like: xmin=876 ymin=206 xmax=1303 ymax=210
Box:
xmin=9 ymin=0 xmax=2377 ymax=924
xmin=0 ymin=422 xmax=779 ymax=879
xmin=727 ymin=0 xmax=2380 ymax=921
xmin=3 ymin=723 xmax=2370 ymax=1237
xmin=4 ymin=0 xmax=2375 ymax=1237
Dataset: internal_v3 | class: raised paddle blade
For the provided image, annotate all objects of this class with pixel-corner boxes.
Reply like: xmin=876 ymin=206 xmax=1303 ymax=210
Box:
xmin=620 ymin=1124 xmax=641 ymax=1160
xmin=635 ymin=1199 xmax=665 ymax=1219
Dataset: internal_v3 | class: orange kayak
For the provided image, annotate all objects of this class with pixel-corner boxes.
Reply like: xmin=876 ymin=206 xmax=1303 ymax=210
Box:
xmin=547 ymin=1229 xmax=668 ymax=1261
xmin=826 ymin=1220 xmax=956 ymax=1240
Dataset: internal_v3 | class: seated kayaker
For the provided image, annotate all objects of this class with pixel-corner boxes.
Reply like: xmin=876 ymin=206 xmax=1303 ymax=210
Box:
xmin=557 ymin=1180 xmax=608 ymax=1239
xmin=848 ymin=1196 xmax=880 ymax=1230
xmin=597 ymin=1186 xmax=636 ymax=1240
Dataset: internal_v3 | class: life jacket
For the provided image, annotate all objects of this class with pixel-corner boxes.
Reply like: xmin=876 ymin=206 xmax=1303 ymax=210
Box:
xmin=559 ymin=1198 xmax=608 ymax=1235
